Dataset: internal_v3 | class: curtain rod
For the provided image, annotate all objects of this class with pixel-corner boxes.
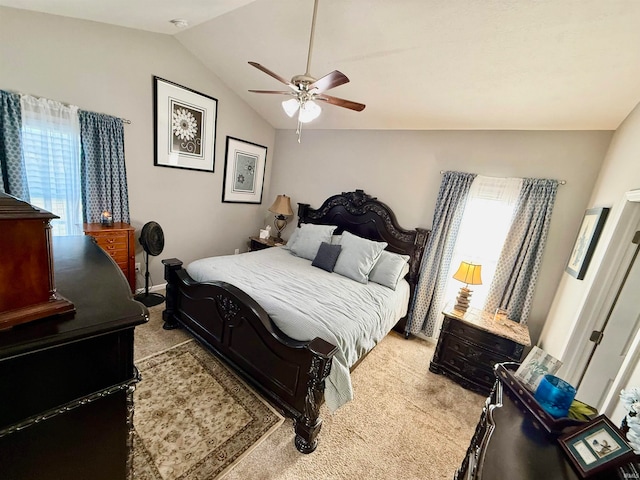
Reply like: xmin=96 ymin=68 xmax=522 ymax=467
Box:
xmin=4 ymin=88 xmax=131 ymax=124
xmin=439 ymin=170 xmax=566 ymax=185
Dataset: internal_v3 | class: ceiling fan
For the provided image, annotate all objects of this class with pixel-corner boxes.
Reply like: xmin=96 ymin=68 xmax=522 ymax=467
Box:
xmin=248 ymin=0 xmax=365 ymax=141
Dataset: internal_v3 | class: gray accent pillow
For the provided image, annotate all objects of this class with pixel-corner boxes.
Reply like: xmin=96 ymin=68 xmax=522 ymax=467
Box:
xmin=369 ymin=250 xmax=411 ymax=290
xmin=333 ymin=231 xmax=388 ymax=284
xmin=289 ymin=223 xmax=337 ymax=260
xmin=312 ymin=242 xmax=342 ymax=272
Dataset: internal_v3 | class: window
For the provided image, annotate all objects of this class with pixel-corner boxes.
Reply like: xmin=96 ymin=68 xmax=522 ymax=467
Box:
xmin=20 ymin=96 xmax=82 ymax=236
xmin=436 ymin=176 xmax=522 ymax=333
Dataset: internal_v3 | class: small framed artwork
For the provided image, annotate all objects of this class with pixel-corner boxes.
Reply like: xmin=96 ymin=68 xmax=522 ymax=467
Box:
xmin=514 ymin=345 xmax=563 ymax=392
xmin=153 ymin=76 xmax=218 ymax=172
xmin=558 ymin=415 xmax=636 ymax=477
xmin=222 ymin=136 xmax=267 ymax=204
xmin=566 ymin=207 xmax=610 ymax=280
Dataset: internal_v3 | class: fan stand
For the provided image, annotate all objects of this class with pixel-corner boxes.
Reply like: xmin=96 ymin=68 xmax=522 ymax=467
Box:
xmin=134 ymin=251 xmax=165 ymax=307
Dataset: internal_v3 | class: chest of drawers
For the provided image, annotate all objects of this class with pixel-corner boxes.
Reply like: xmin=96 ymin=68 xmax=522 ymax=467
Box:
xmin=430 ymin=305 xmax=531 ymax=396
xmin=83 ymin=223 xmax=135 ymax=293
xmin=0 ymin=236 xmax=147 ymax=480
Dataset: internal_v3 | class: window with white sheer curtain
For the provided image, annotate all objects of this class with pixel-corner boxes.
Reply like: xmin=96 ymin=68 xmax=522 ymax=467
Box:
xmin=435 ymin=176 xmax=522 ymax=332
xmin=20 ymin=95 xmax=82 ymax=236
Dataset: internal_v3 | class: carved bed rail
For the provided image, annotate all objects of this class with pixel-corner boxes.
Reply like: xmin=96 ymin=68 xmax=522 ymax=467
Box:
xmin=161 ymin=258 xmax=338 ymax=453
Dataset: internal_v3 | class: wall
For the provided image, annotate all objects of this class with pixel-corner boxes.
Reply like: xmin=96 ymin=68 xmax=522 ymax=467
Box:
xmin=270 ymin=129 xmax=612 ymax=344
xmin=540 ymin=101 xmax=640 ymax=360
xmin=0 ymin=7 xmax=276 ymax=291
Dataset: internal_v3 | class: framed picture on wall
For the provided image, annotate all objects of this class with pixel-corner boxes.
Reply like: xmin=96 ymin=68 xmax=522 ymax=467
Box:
xmin=153 ymin=76 xmax=218 ymax=172
xmin=222 ymin=136 xmax=267 ymax=204
xmin=565 ymin=207 xmax=610 ymax=280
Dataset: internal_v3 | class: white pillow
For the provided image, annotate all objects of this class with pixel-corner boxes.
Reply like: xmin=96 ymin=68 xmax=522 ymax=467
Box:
xmin=284 ymin=227 xmax=300 ymax=250
xmin=289 ymin=223 xmax=337 ymax=260
xmin=333 ymin=231 xmax=387 ymax=284
xmin=369 ymin=251 xmax=411 ymax=290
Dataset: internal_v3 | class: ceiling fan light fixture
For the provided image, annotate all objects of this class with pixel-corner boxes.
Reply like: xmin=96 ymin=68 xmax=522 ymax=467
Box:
xmin=298 ymin=100 xmax=321 ymax=123
xmin=282 ymin=98 xmax=299 ymax=117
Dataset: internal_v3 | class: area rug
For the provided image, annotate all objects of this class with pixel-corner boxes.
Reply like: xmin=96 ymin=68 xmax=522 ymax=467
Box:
xmin=132 ymin=339 xmax=284 ymax=480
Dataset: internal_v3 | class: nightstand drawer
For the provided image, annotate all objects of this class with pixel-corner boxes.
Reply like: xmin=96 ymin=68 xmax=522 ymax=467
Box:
xmin=93 ymin=234 xmax=128 ymax=249
xmin=105 ymin=250 xmax=128 ymax=264
xmin=447 ymin=318 xmax=520 ymax=358
xmin=441 ymin=334 xmax=510 ymax=371
xmin=439 ymin=349 xmax=496 ymax=390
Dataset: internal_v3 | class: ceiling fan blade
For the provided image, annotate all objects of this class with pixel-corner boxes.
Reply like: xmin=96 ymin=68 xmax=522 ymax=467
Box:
xmin=308 ymin=70 xmax=349 ymax=93
xmin=248 ymin=90 xmax=294 ymax=95
xmin=316 ymin=94 xmax=366 ymax=112
xmin=248 ymin=62 xmax=297 ymax=90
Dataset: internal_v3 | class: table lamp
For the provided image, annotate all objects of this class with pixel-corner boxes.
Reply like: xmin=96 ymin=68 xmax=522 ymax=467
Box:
xmin=452 ymin=261 xmax=482 ymax=313
xmin=268 ymin=194 xmax=293 ymax=240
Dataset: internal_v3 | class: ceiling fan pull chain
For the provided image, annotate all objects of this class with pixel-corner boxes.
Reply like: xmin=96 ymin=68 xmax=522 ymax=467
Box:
xmin=296 ymin=121 xmax=303 ymax=143
xmin=304 ymin=0 xmax=320 ymax=76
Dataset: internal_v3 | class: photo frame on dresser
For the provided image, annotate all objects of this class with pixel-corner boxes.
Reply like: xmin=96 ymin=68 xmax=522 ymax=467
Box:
xmin=558 ymin=415 xmax=636 ymax=478
xmin=153 ymin=76 xmax=218 ymax=172
xmin=514 ymin=345 xmax=563 ymax=392
xmin=565 ymin=207 xmax=610 ymax=280
xmin=222 ymin=136 xmax=267 ymax=204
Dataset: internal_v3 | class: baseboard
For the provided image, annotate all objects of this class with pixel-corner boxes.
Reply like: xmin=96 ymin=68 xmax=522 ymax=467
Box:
xmin=135 ymin=282 xmax=167 ymax=295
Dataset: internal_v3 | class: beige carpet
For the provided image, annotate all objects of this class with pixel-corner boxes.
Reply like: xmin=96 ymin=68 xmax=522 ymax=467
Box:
xmin=135 ymin=303 xmax=485 ymax=480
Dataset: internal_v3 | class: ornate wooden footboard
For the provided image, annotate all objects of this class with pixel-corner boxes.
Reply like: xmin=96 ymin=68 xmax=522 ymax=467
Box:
xmin=162 ymin=258 xmax=337 ymax=453
xmin=162 ymin=190 xmax=430 ymax=453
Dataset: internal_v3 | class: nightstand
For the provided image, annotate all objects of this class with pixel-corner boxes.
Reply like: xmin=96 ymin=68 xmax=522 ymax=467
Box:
xmin=83 ymin=223 xmax=135 ymax=293
xmin=429 ymin=304 xmax=531 ymax=396
xmin=249 ymin=236 xmax=286 ymax=251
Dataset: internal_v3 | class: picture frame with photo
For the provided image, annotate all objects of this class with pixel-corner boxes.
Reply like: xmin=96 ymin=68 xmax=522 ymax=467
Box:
xmin=514 ymin=345 xmax=563 ymax=392
xmin=221 ymin=136 xmax=267 ymax=204
xmin=565 ymin=207 xmax=610 ymax=280
xmin=558 ymin=415 xmax=636 ymax=477
xmin=153 ymin=76 xmax=218 ymax=172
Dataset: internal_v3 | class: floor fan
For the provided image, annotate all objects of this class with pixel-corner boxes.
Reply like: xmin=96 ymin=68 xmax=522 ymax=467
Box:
xmin=134 ymin=221 xmax=165 ymax=307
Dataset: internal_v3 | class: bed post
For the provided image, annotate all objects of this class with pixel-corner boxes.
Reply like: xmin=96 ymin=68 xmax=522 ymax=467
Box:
xmin=294 ymin=338 xmax=337 ymax=454
xmin=161 ymin=258 xmax=183 ymax=330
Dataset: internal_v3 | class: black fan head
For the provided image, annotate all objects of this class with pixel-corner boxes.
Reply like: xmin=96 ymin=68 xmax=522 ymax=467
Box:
xmin=139 ymin=221 xmax=164 ymax=256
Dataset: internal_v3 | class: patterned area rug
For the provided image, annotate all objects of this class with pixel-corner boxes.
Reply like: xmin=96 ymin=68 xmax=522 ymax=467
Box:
xmin=132 ymin=340 xmax=284 ymax=479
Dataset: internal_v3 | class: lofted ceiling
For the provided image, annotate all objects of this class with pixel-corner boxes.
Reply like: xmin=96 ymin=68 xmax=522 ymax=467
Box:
xmin=2 ymin=0 xmax=640 ymax=131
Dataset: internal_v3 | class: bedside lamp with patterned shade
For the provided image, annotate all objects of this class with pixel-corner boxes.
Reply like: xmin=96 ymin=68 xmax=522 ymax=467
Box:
xmin=268 ymin=194 xmax=293 ymax=240
xmin=452 ymin=261 xmax=482 ymax=313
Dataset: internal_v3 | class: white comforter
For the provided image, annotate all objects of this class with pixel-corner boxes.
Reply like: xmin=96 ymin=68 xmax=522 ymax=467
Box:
xmin=186 ymin=247 xmax=410 ymax=411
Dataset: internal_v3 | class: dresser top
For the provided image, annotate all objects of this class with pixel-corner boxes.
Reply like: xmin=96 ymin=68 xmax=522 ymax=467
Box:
xmin=0 ymin=236 xmax=147 ymax=359
xmin=442 ymin=304 xmax=531 ymax=346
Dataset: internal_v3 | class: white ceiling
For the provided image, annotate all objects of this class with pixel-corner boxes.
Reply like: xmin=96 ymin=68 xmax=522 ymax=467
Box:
xmin=3 ymin=0 xmax=640 ymax=131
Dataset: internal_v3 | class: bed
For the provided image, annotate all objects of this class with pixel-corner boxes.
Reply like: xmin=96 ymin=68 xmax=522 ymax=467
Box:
xmin=161 ymin=190 xmax=429 ymax=453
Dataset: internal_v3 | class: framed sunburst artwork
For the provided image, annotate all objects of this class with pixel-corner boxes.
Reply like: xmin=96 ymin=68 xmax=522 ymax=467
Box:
xmin=153 ymin=76 xmax=218 ymax=172
xmin=222 ymin=136 xmax=267 ymax=204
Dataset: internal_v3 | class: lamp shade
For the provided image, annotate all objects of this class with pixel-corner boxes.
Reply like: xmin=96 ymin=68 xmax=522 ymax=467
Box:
xmin=452 ymin=261 xmax=482 ymax=286
xmin=268 ymin=194 xmax=293 ymax=216
xmin=298 ymin=100 xmax=321 ymax=123
xmin=282 ymin=98 xmax=299 ymax=118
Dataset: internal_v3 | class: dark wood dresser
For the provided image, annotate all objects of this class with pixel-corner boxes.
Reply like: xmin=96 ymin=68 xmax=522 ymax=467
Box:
xmin=457 ymin=368 xmax=638 ymax=479
xmin=0 ymin=236 xmax=147 ymax=480
xmin=84 ymin=222 xmax=136 ymax=293
xmin=430 ymin=305 xmax=531 ymax=396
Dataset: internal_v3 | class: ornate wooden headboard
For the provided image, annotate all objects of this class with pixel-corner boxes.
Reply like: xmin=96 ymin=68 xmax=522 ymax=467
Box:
xmin=297 ymin=190 xmax=430 ymax=299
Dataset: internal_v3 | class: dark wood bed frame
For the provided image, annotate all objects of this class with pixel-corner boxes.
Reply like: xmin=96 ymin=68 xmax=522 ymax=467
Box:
xmin=161 ymin=190 xmax=429 ymax=453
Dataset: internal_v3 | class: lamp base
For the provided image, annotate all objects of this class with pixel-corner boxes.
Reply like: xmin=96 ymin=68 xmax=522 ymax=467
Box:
xmin=454 ymin=286 xmax=472 ymax=313
xmin=274 ymin=215 xmax=287 ymax=239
